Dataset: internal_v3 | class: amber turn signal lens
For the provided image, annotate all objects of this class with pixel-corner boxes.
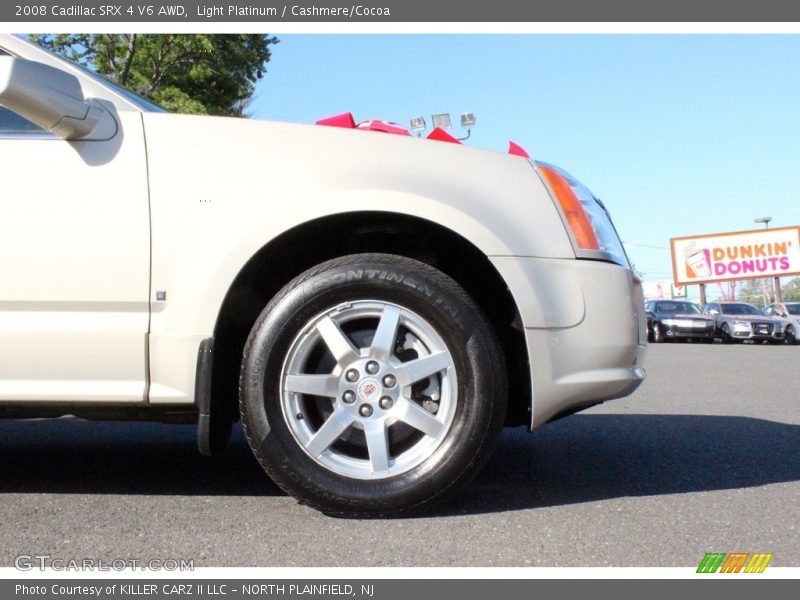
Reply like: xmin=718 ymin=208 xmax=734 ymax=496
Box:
xmin=539 ymin=165 xmax=600 ymax=250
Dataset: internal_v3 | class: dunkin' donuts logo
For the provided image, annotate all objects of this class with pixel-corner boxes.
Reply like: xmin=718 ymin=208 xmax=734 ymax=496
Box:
xmin=684 ymin=241 xmax=792 ymax=279
xmin=671 ymin=227 xmax=800 ymax=285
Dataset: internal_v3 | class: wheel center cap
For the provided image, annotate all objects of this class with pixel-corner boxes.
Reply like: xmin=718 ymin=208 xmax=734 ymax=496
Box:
xmin=357 ymin=378 xmax=381 ymax=402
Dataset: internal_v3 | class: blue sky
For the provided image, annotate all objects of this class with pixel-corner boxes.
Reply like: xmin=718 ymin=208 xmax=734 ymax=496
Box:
xmin=249 ymin=35 xmax=800 ymax=294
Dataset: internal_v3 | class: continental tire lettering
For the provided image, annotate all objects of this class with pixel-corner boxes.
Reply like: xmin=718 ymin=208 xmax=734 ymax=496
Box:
xmin=385 ymin=272 xmax=405 ymax=283
xmin=346 ymin=269 xmax=364 ymax=280
xmin=403 ymin=277 xmax=436 ymax=299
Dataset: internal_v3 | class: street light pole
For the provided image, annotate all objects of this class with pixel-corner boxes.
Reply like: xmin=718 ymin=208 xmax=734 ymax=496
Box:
xmin=754 ymin=216 xmax=782 ymax=303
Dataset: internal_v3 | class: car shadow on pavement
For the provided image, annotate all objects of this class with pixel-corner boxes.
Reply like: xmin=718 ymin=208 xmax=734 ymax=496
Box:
xmin=442 ymin=413 xmax=800 ymax=516
xmin=0 ymin=414 xmax=797 ymax=513
xmin=0 ymin=418 xmax=281 ymax=496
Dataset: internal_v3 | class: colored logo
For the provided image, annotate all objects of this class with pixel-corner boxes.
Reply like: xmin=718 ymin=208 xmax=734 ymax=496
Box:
xmin=697 ymin=552 xmax=773 ymax=573
xmin=671 ymin=284 xmax=687 ymax=299
xmin=684 ymin=244 xmax=790 ymax=280
xmin=671 ymin=227 xmax=800 ymax=286
xmin=357 ymin=378 xmax=380 ymax=401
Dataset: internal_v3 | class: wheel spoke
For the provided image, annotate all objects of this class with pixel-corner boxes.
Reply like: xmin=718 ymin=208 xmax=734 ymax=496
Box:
xmin=394 ymin=351 xmax=453 ymax=387
xmin=370 ymin=305 xmax=401 ymax=361
xmin=281 ymin=298 xmax=458 ymax=480
xmin=305 ymin=409 xmax=354 ymax=457
xmin=394 ymin=398 xmax=444 ymax=438
xmin=284 ymin=374 xmax=339 ymax=398
xmin=363 ymin=419 xmax=390 ymax=472
xmin=316 ymin=316 xmax=359 ymax=365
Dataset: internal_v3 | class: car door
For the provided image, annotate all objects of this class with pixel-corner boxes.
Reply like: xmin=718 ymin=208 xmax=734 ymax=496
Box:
xmin=0 ymin=104 xmax=150 ymax=403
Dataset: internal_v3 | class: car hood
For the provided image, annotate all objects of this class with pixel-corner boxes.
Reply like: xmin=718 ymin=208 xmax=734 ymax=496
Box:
xmin=721 ymin=315 xmax=780 ymax=322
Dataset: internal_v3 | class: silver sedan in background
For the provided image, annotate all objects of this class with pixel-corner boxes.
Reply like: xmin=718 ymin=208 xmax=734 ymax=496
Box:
xmin=701 ymin=302 xmax=786 ymax=344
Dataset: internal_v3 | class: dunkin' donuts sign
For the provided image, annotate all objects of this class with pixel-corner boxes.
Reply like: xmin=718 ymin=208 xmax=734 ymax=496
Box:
xmin=671 ymin=226 xmax=800 ymax=285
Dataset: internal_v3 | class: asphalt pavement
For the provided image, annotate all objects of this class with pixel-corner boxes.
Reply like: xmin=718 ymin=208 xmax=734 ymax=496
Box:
xmin=1 ymin=343 xmax=798 ymax=567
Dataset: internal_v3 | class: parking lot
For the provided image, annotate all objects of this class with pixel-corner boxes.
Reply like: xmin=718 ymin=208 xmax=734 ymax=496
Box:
xmin=0 ymin=343 xmax=798 ymax=567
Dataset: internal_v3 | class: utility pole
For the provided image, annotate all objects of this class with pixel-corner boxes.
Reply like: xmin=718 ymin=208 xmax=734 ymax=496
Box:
xmin=754 ymin=217 xmax=782 ymax=303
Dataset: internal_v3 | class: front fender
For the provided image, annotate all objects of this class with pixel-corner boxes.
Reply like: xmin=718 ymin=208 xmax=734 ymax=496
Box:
xmin=141 ymin=113 xmax=576 ymax=402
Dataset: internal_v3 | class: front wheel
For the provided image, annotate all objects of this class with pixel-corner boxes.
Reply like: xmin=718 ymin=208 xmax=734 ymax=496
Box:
xmin=720 ymin=324 xmax=735 ymax=344
xmin=786 ymin=325 xmax=797 ymax=345
xmin=239 ymin=254 xmax=507 ymax=517
xmin=650 ymin=322 xmax=662 ymax=343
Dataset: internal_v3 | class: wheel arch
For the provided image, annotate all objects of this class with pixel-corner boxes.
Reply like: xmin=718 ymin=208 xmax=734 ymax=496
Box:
xmin=209 ymin=211 xmax=532 ymax=428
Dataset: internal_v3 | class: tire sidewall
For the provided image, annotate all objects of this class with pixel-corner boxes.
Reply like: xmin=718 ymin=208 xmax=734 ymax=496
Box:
xmin=652 ymin=322 xmax=661 ymax=343
xmin=240 ymin=256 xmax=506 ymax=514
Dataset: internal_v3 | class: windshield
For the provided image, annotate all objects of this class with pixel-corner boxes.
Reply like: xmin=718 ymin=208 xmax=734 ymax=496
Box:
xmin=720 ymin=303 xmax=763 ymax=316
xmin=786 ymin=304 xmax=800 ymax=316
xmin=655 ymin=302 xmax=700 ymax=314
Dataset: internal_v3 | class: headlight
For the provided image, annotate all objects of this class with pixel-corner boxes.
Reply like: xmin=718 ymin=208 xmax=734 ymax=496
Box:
xmin=536 ymin=162 xmax=628 ymax=267
xmin=733 ymin=321 xmax=751 ymax=331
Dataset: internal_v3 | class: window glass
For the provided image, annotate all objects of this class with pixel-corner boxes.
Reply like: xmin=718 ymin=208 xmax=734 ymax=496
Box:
xmin=0 ymin=106 xmax=43 ymax=133
xmin=655 ymin=302 xmax=700 ymax=314
xmin=720 ymin=303 xmax=761 ymax=316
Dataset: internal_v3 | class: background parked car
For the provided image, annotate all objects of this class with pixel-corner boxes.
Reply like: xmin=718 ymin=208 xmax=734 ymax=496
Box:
xmin=763 ymin=302 xmax=800 ymax=344
xmin=644 ymin=300 xmax=716 ymax=343
xmin=701 ymin=302 xmax=786 ymax=344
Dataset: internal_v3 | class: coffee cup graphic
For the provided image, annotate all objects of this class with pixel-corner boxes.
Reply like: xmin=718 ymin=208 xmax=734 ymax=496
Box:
xmin=686 ymin=248 xmax=711 ymax=278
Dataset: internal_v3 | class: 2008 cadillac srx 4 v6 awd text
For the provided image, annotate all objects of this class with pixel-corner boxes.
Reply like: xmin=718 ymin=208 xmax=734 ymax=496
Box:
xmin=0 ymin=34 xmax=646 ymax=516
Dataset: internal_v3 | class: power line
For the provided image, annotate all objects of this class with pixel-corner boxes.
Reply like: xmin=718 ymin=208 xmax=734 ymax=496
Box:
xmin=623 ymin=241 xmax=670 ymax=250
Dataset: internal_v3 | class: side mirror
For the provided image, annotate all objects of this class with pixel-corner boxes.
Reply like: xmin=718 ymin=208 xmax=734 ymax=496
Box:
xmin=709 ymin=309 xmax=720 ymax=316
xmin=0 ymin=56 xmax=114 ymax=140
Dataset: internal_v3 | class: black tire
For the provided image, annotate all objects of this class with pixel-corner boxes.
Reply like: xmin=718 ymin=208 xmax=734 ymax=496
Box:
xmin=239 ymin=254 xmax=507 ymax=517
xmin=650 ymin=322 xmax=662 ymax=343
xmin=786 ymin=325 xmax=797 ymax=345
xmin=720 ymin=324 xmax=735 ymax=344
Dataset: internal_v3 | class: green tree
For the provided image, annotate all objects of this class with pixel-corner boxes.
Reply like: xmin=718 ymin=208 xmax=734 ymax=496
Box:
xmin=780 ymin=277 xmax=800 ymax=302
xmin=31 ymin=34 xmax=278 ymax=116
xmin=737 ymin=278 xmax=768 ymax=306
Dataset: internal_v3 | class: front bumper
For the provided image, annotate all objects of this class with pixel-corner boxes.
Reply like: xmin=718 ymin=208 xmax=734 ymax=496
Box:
xmin=490 ymin=256 xmax=647 ymax=428
xmin=731 ymin=329 xmax=784 ymax=341
xmin=660 ymin=321 xmax=716 ymax=339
